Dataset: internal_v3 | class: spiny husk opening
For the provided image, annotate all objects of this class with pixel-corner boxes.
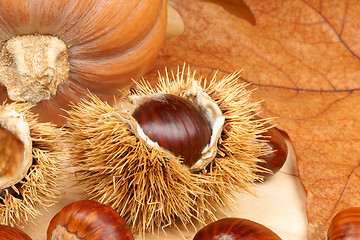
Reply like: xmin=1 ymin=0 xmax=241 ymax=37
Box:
xmin=0 ymin=102 xmax=65 ymax=226
xmin=65 ymin=66 xmax=271 ymax=234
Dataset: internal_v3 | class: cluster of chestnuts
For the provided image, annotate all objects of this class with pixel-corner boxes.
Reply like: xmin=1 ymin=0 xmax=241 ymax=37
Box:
xmin=0 ymin=0 xmax=167 ymax=232
xmin=0 ymin=0 xmax=293 ymax=238
xmin=3 ymin=204 xmax=360 ymax=239
xmin=0 ymin=200 xmax=286 ymax=240
xmin=0 ymin=201 xmax=285 ymax=240
xmin=0 ymin=76 xmax=289 ymax=239
xmin=0 ymin=0 xmax=358 ymax=238
xmin=64 ymin=67 xmax=291 ymax=234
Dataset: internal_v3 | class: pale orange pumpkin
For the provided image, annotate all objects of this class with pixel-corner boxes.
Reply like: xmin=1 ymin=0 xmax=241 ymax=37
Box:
xmin=0 ymin=0 xmax=167 ymax=125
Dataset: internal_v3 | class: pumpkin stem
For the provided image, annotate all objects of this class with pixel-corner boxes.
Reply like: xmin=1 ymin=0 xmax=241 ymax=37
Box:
xmin=0 ymin=34 xmax=69 ymax=104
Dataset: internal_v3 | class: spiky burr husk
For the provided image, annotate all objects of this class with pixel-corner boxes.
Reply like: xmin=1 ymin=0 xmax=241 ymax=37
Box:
xmin=65 ymin=66 xmax=271 ymax=234
xmin=0 ymin=102 xmax=65 ymax=226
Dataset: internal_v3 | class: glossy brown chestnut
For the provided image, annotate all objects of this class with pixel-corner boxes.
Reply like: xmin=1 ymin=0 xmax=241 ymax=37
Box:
xmin=257 ymin=126 xmax=288 ymax=179
xmin=47 ymin=200 xmax=134 ymax=240
xmin=327 ymin=207 xmax=360 ymax=240
xmin=132 ymin=94 xmax=212 ymax=168
xmin=0 ymin=225 xmax=32 ymax=240
xmin=193 ymin=218 xmax=282 ymax=240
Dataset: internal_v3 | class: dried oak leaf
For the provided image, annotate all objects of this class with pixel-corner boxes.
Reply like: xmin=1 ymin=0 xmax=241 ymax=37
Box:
xmin=145 ymin=0 xmax=360 ymax=239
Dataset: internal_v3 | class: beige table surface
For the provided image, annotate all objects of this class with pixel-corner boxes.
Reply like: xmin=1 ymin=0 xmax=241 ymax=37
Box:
xmin=22 ymin=137 xmax=307 ymax=240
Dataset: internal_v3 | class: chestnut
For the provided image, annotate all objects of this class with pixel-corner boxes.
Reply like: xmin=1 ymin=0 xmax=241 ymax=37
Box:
xmin=47 ymin=200 xmax=134 ymax=240
xmin=193 ymin=218 xmax=282 ymax=240
xmin=257 ymin=125 xmax=288 ymax=179
xmin=132 ymin=94 xmax=212 ymax=168
xmin=0 ymin=225 xmax=32 ymax=240
xmin=327 ymin=207 xmax=360 ymax=240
